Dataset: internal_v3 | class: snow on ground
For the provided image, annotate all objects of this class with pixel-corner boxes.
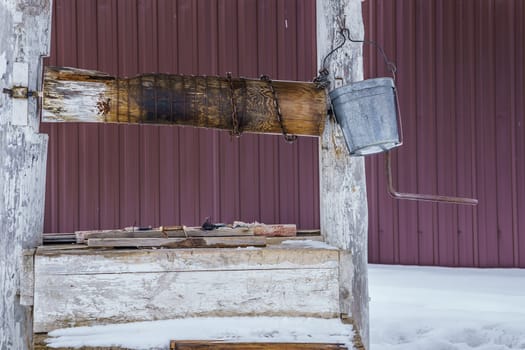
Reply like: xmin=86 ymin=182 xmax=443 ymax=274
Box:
xmin=369 ymin=264 xmax=525 ymax=350
xmin=46 ymin=264 xmax=525 ymax=349
xmin=46 ymin=317 xmax=354 ymax=349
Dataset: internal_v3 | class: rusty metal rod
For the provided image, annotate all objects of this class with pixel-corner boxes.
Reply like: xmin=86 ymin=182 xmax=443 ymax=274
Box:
xmin=386 ymin=151 xmax=478 ymax=205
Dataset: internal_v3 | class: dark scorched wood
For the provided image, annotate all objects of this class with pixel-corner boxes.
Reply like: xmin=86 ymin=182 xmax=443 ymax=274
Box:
xmin=43 ymin=67 xmax=328 ymax=137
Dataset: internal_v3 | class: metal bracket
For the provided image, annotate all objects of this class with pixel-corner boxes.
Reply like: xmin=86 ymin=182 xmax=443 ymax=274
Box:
xmin=3 ymin=86 xmax=42 ymax=99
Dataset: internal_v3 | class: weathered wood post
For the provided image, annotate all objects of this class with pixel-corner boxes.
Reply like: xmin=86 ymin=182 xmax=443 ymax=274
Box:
xmin=317 ymin=0 xmax=369 ymax=348
xmin=0 ymin=0 xmax=52 ymax=348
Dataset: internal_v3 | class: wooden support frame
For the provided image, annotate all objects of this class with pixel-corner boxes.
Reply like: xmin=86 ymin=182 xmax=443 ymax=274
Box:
xmin=0 ymin=1 xmax=52 ymax=348
xmin=317 ymin=0 xmax=369 ymax=348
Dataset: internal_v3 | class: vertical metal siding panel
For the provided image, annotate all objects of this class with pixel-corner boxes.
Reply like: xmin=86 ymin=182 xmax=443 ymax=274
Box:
xmin=97 ymin=0 xmax=118 ymax=74
xmin=365 ymin=0 xmax=524 ymax=267
xmin=197 ymin=0 xmax=221 ymax=223
xmin=99 ymin=125 xmax=120 ymax=229
xmin=178 ymin=0 xmax=198 ymax=74
xmin=78 ymin=124 xmax=100 ymax=230
xmin=277 ymin=0 xmax=299 ymax=225
xmin=116 ymin=1 xmax=140 ymax=228
xmin=363 ymin=0 xmax=380 ymax=263
xmin=435 ymin=0 xmax=458 ymax=266
xmin=138 ymin=1 xmax=161 ymax=227
xmin=157 ymin=0 xmax=178 ymax=74
xmin=41 ymin=123 xmax=59 ymax=233
xmin=76 ymin=0 xmax=98 ymax=69
xmin=116 ymin=0 xmax=138 ymax=76
xmin=375 ymin=1 xmax=396 ymax=264
xmin=157 ymin=0 xmax=180 ymax=226
xmin=476 ymin=0 xmax=499 ymax=267
xmin=510 ymin=1 xmax=521 ymax=268
xmin=395 ymin=0 xmax=419 ymax=265
xmin=217 ymin=0 xmax=241 ymax=224
xmin=76 ymin=1 xmax=100 ymax=231
xmin=455 ymin=0 xmax=476 ymax=267
xmin=58 ymin=124 xmax=79 ymax=232
xmin=118 ymin=125 xmax=140 ymax=227
xmin=259 ymin=136 xmax=279 ymax=224
xmin=239 ymin=134 xmax=261 ymax=223
xmin=55 ymin=0 xmax=77 ymax=66
xmin=140 ymin=125 xmax=161 ymax=227
xmin=45 ymin=0 xmax=321 ymax=232
xmin=54 ymin=0 xmax=79 ymax=233
xmin=494 ymin=0 xmax=516 ymax=267
xmin=238 ymin=0 xmax=262 ymax=224
xmin=97 ymin=0 xmax=121 ymax=230
xmin=516 ymin=1 xmax=525 ymax=268
xmin=138 ymin=0 xmax=158 ymax=73
xmin=159 ymin=126 xmax=181 ymax=226
xmin=298 ymin=138 xmax=319 ymax=229
xmin=178 ymin=0 xmax=201 ymax=225
xmin=296 ymin=0 xmax=319 ymax=230
xmin=415 ymin=0 xmax=438 ymax=266
xmin=257 ymin=0 xmax=279 ymax=224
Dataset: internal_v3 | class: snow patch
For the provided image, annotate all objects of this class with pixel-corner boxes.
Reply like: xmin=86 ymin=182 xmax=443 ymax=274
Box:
xmin=279 ymin=239 xmax=337 ymax=250
xmin=369 ymin=264 xmax=525 ymax=350
xmin=46 ymin=317 xmax=354 ymax=349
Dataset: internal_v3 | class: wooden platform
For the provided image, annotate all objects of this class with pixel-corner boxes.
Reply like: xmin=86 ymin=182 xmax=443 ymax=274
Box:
xmin=32 ymin=241 xmax=341 ymax=333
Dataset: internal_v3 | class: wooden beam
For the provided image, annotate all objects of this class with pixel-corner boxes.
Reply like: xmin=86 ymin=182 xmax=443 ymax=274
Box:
xmin=317 ymin=0 xmax=369 ymax=348
xmin=42 ymin=67 xmax=328 ymax=137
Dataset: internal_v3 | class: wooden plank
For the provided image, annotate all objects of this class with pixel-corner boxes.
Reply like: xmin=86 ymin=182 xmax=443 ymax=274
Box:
xmin=171 ymin=342 xmax=347 ymax=350
xmin=42 ymin=66 xmax=328 ymax=137
xmin=33 ymin=267 xmax=340 ymax=333
xmin=86 ymin=236 xmax=266 ymax=248
xmin=34 ymin=246 xmax=339 ymax=275
xmin=76 ymin=227 xmax=254 ymax=243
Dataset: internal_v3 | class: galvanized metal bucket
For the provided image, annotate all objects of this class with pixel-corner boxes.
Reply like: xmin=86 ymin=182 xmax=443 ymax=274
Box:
xmin=329 ymin=77 xmax=401 ymax=156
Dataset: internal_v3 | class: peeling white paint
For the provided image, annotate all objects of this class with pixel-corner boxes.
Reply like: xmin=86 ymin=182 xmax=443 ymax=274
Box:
xmin=317 ymin=0 xmax=369 ymax=348
xmin=0 ymin=51 xmax=7 ymax=77
xmin=0 ymin=0 xmax=52 ymax=348
xmin=34 ymin=247 xmax=341 ymax=333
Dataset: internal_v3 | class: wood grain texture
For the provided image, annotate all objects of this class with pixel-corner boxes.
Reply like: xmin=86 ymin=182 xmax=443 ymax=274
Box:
xmin=76 ymin=227 xmax=254 ymax=243
xmin=317 ymin=0 xmax=369 ymax=348
xmin=0 ymin=1 xmax=52 ymax=348
xmin=86 ymin=236 xmax=267 ymax=248
xmin=33 ymin=247 xmax=340 ymax=333
xmin=43 ymin=67 xmax=328 ymax=137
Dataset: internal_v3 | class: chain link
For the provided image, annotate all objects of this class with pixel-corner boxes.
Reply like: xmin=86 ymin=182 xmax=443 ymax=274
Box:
xmin=226 ymin=72 xmax=241 ymax=137
xmin=260 ymin=75 xmax=297 ymax=143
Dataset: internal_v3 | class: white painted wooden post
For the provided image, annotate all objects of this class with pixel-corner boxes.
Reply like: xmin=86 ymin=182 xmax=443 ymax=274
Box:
xmin=0 ymin=0 xmax=52 ymax=348
xmin=317 ymin=0 xmax=369 ymax=348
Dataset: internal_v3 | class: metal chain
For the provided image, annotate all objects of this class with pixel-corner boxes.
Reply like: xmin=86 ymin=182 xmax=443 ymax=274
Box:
xmin=260 ymin=75 xmax=297 ymax=143
xmin=226 ymin=72 xmax=241 ymax=137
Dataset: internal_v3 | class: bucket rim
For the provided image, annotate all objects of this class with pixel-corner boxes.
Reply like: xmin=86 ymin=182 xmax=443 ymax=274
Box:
xmin=329 ymin=77 xmax=395 ymax=100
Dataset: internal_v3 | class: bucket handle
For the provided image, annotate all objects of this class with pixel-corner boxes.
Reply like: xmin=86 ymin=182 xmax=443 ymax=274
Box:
xmin=386 ymin=151 xmax=478 ymax=205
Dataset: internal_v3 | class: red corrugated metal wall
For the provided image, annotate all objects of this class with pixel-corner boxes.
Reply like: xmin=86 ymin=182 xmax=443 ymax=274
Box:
xmin=364 ymin=0 xmax=525 ymax=267
xmin=41 ymin=0 xmax=320 ymax=233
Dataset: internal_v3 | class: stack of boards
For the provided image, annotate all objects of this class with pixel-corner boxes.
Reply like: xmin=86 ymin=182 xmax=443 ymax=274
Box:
xmin=43 ymin=224 xmax=322 ymax=249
